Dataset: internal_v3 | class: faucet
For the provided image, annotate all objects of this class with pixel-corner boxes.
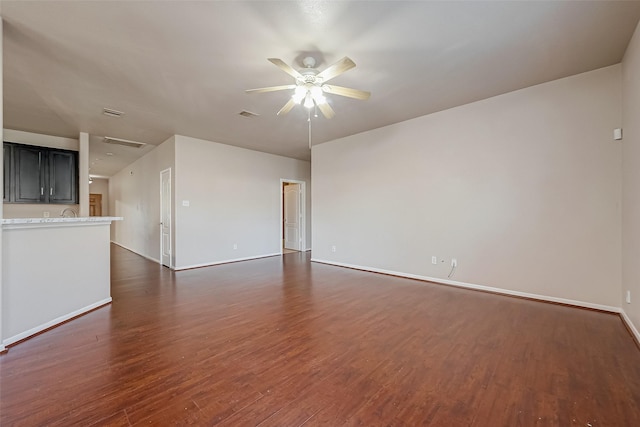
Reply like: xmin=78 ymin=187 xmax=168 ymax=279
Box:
xmin=61 ymin=208 xmax=78 ymax=218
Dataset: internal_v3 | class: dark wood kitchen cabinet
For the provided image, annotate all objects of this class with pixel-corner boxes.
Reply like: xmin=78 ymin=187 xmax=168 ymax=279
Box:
xmin=3 ymin=143 xmax=10 ymax=202
xmin=48 ymin=149 xmax=77 ymax=204
xmin=13 ymin=144 xmax=46 ymax=203
xmin=3 ymin=142 xmax=78 ymax=204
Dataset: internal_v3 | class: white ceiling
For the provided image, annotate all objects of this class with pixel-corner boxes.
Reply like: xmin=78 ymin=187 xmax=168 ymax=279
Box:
xmin=2 ymin=1 xmax=640 ymax=176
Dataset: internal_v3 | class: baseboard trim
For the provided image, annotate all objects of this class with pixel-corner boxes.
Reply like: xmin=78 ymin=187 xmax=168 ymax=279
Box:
xmin=2 ymin=297 xmax=113 ymax=348
xmin=621 ymin=310 xmax=640 ymax=347
xmin=175 ymin=253 xmax=282 ymax=271
xmin=311 ymin=258 xmax=620 ymax=313
xmin=111 ymin=241 xmax=161 ymax=264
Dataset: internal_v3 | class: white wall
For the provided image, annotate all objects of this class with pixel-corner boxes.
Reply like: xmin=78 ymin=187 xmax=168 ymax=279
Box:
xmin=2 ymin=221 xmax=112 ymax=346
xmin=1 ymin=19 xmax=5 ymax=351
xmin=3 ymin=129 xmax=80 ymax=218
xmin=622 ymin=20 xmax=640 ymax=338
xmin=78 ymin=133 xmax=89 ymax=217
xmin=110 ymin=136 xmax=175 ymax=262
xmin=174 ymin=135 xmax=311 ymax=269
xmin=89 ymin=178 xmax=109 ymax=216
xmin=313 ymin=65 xmax=622 ymax=309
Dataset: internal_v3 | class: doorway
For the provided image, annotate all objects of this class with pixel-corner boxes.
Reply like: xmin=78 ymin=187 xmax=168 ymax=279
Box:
xmin=281 ymin=179 xmax=305 ymax=254
xmin=160 ymin=168 xmax=172 ymax=268
xmin=89 ymin=193 xmax=102 ymax=216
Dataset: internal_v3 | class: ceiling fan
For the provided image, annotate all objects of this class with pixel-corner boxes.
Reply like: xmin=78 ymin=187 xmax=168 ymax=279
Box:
xmin=246 ymin=56 xmax=370 ymax=119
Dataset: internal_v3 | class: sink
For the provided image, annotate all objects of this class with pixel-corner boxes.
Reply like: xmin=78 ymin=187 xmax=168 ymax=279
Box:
xmin=61 ymin=208 xmax=77 ymax=217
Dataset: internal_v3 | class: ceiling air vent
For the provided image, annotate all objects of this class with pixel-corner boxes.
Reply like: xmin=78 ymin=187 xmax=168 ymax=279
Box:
xmin=103 ymin=136 xmax=146 ymax=148
xmin=239 ymin=110 xmax=260 ymax=118
xmin=103 ymin=107 xmax=125 ymax=118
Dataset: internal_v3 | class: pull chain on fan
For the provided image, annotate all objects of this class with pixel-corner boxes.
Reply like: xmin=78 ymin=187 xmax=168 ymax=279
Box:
xmin=308 ymin=109 xmax=312 ymax=150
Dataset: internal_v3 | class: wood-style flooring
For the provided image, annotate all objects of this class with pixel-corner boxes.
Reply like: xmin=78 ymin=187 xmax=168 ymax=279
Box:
xmin=1 ymin=244 xmax=640 ymax=426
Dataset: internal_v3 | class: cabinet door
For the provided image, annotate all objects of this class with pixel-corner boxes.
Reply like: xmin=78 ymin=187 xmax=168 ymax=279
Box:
xmin=49 ymin=150 xmax=78 ymax=204
xmin=14 ymin=144 xmax=45 ymax=203
xmin=3 ymin=143 xmax=10 ymax=202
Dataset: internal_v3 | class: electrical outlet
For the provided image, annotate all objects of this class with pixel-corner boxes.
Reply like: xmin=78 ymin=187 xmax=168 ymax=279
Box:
xmin=431 ymin=256 xmax=437 ymax=265
xmin=43 ymin=211 xmax=50 ymax=218
xmin=451 ymin=258 xmax=457 ymax=267
xmin=627 ymin=290 xmax=631 ymax=304
xmin=233 ymin=244 xmax=237 ymax=250
xmin=331 ymin=245 xmax=336 ymax=253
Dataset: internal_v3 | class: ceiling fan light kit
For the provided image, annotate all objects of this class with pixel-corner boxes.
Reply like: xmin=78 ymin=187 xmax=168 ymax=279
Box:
xmin=303 ymin=95 xmax=315 ymax=109
xmin=246 ymin=55 xmax=370 ymax=119
xmin=292 ymin=86 xmax=307 ymax=103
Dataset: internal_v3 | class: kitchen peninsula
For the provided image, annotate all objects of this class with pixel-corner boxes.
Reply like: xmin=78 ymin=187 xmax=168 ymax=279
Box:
xmin=2 ymin=216 xmax=122 ymax=347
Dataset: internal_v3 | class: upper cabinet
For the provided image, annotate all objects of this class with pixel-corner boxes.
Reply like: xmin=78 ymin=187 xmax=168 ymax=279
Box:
xmin=4 ymin=142 xmax=78 ymax=204
xmin=3 ymin=143 xmax=10 ymax=202
xmin=49 ymin=149 xmax=77 ymax=204
xmin=13 ymin=144 xmax=46 ymax=203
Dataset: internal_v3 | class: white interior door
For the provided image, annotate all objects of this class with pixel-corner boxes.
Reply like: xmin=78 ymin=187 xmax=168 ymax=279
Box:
xmin=284 ymin=183 xmax=301 ymax=251
xmin=160 ymin=168 xmax=172 ymax=267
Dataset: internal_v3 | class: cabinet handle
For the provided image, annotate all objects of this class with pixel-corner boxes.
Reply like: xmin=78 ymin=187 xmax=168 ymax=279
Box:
xmin=50 ymin=188 xmax=53 ymax=196
xmin=40 ymin=187 xmax=44 ymax=196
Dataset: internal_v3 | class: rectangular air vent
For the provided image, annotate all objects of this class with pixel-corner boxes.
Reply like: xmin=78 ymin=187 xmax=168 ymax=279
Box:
xmin=103 ymin=136 xmax=146 ymax=148
xmin=103 ymin=108 xmax=125 ymax=118
xmin=239 ymin=110 xmax=260 ymax=118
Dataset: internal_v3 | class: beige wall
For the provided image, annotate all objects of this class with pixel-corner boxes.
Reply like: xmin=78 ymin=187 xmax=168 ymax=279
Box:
xmin=622 ymin=21 xmax=640 ymax=337
xmin=313 ymin=65 xmax=622 ymax=309
xmin=3 ymin=129 xmax=78 ymax=151
xmin=3 ymin=204 xmax=79 ymax=219
xmin=109 ymin=134 xmax=310 ymax=269
xmin=110 ymin=136 xmax=176 ymax=262
xmin=174 ymin=135 xmax=311 ymax=269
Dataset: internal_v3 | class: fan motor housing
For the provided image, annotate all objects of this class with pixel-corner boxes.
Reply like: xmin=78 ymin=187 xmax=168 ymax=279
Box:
xmin=299 ymin=68 xmax=320 ymax=84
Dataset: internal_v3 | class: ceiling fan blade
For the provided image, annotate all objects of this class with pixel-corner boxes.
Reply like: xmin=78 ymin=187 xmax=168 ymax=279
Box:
xmin=245 ymin=85 xmax=296 ymax=94
xmin=323 ymin=85 xmax=371 ymax=100
xmin=268 ymin=58 xmax=303 ymax=79
xmin=277 ymin=98 xmax=296 ymax=116
xmin=317 ymin=57 xmax=356 ymax=83
xmin=317 ymin=102 xmax=336 ymax=119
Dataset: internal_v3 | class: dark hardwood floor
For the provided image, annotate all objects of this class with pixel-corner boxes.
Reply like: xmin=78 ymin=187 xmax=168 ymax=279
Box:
xmin=1 ymin=244 xmax=640 ymax=426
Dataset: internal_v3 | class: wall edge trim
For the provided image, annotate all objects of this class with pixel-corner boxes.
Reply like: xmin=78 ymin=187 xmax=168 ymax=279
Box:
xmin=111 ymin=241 xmax=161 ymax=264
xmin=175 ymin=253 xmax=282 ymax=271
xmin=311 ymin=258 xmax=620 ymax=313
xmin=620 ymin=309 xmax=640 ymax=346
xmin=2 ymin=297 xmax=112 ymax=348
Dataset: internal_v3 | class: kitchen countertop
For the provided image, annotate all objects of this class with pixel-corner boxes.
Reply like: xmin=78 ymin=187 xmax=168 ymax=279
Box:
xmin=2 ymin=216 xmax=123 ymax=226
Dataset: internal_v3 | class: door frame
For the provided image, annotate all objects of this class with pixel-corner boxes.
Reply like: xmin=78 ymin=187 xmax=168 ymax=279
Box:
xmin=280 ymin=179 xmax=306 ymax=254
xmin=89 ymin=193 xmax=102 ymax=216
xmin=160 ymin=168 xmax=172 ymax=268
